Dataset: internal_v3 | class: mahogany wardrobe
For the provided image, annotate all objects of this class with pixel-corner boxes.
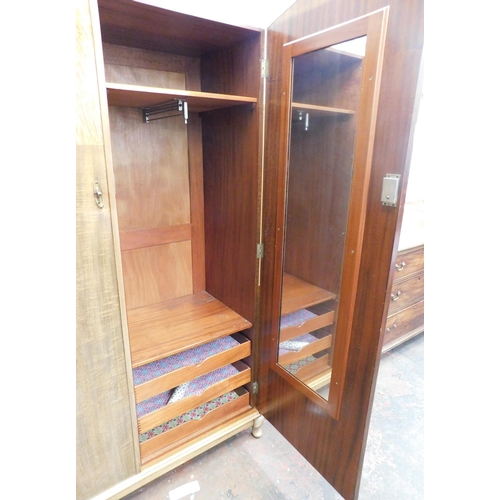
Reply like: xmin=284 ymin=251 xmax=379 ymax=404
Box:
xmin=76 ymin=0 xmax=423 ymax=498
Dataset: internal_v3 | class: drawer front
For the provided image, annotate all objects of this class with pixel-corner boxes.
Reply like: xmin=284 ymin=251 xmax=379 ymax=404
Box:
xmin=388 ymin=272 xmax=424 ymax=315
xmin=384 ymin=299 xmax=424 ymax=350
xmin=394 ymin=245 xmax=424 ymax=280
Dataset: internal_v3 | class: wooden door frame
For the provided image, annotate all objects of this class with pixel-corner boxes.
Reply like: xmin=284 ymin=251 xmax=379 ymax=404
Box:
xmin=256 ymin=0 xmax=423 ymax=498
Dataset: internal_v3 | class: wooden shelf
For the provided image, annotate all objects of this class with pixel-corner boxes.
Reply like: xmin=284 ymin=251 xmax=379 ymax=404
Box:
xmin=128 ymin=291 xmax=252 ymax=368
xmin=106 ymin=83 xmax=257 ymax=112
xmin=292 ymin=102 xmax=355 ymax=117
xmin=281 ymin=273 xmax=336 ymax=316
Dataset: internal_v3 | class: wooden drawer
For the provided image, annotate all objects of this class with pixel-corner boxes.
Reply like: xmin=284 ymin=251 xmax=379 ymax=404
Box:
xmin=137 ymin=361 xmax=251 ymax=434
xmin=393 ymin=245 xmax=424 ymax=281
xmin=134 ymin=333 xmax=251 ymax=403
xmin=278 ymin=329 xmax=333 ymax=366
xmin=280 ymin=306 xmax=334 ymax=342
xmin=388 ymin=272 xmax=424 ymax=315
xmin=383 ymin=299 xmax=424 ymax=352
xmin=140 ymin=387 xmax=251 ymax=465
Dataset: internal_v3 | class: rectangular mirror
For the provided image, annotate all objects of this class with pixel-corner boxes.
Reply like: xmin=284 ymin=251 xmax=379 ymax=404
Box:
xmin=272 ymin=8 xmax=389 ymax=418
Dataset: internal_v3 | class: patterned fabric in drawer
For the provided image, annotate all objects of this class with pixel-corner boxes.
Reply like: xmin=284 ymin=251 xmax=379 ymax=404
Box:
xmin=280 ymin=309 xmax=317 ymax=329
xmin=279 ymin=333 xmax=317 ymax=353
xmin=133 ymin=336 xmax=239 ymax=385
xmin=284 ymin=355 xmax=316 ymax=374
xmin=168 ymin=364 xmax=239 ymax=404
xmin=136 ymin=390 xmax=172 ymax=418
xmin=139 ymin=391 xmax=239 ymax=442
xmin=136 ymin=364 xmax=239 ymax=416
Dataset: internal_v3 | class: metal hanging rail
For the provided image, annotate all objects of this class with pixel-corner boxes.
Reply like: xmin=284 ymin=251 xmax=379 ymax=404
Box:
xmin=142 ymin=99 xmax=189 ymax=124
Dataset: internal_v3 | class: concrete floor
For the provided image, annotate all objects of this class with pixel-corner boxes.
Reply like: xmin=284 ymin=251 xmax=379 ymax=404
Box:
xmin=124 ymin=333 xmax=424 ymax=500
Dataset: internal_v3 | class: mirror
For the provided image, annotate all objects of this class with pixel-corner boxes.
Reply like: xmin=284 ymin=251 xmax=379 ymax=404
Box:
xmin=277 ymin=36 xmax=367 ymax=401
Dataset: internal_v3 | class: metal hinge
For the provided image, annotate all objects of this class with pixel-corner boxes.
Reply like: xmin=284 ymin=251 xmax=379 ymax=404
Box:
xmin=257 ymin=243 xmax=264 ymax=259
xmin=260 ymin=59 xmax=269 ymax=78
xmin=252 ymin=381 xmax=259 ymax=395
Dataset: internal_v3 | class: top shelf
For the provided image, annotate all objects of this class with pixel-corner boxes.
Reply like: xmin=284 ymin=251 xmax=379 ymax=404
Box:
xmin=127 ymin=291 xmax=252 ymax=368
xmin=281 ymin=273 xmax=336 ymax=316
xmin=106 ymin=83 xmax=257 ymax=112
xmin=292 ymin=102 xmax=355 ymax=117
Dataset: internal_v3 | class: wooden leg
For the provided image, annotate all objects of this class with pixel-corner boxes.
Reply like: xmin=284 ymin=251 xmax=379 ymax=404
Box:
xmin=251 ymin=415 xmax=265 ymax=438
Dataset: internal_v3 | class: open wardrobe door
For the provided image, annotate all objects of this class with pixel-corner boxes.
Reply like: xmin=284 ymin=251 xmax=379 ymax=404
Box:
xmin=257 ymin=1 xmax=423 ymax=499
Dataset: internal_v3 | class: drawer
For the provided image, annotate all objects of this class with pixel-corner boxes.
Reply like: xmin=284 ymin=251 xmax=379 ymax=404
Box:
xmin=279 ymin=305 xmax=334 ymax=342
xmin=393 ymin=245 xmax=424 ymax=280
xmin=137 ymin=361 xmax=251 ymax=434
xmin=139 ymin=387 xmax=251 ymax=465
xmin=134 ymin=333 xmax=251 ymax=403
xmin=383 ymin=299 xmax=424 ymax=351
xmin=278 ymin=329 xmax=333 ymax=366
xmin=388 ymin=272 xmax=424 ymax=315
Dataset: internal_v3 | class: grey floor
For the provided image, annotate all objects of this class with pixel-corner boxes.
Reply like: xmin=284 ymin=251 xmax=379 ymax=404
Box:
xmin=125 ymin=333 xmax=424 ymax=500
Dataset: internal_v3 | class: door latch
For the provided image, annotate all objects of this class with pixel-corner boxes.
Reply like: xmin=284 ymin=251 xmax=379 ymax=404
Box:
xmin=94 ymin=179 xmax=104 ymax=209
xmin=381 ymin=173 xmax=400 ymax=207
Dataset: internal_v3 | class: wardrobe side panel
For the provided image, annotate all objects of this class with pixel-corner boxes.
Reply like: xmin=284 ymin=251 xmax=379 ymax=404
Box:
xmin=201 ymin=36 xmax=262 ymax=323
xmin=76 ymin=0 xmax=137 ymax=498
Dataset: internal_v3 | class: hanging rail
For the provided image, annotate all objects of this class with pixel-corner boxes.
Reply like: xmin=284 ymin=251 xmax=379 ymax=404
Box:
xmin=142 ymin=99 xmax=188 ymax=124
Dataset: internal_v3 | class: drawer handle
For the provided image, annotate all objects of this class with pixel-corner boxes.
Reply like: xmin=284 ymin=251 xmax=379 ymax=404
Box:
xmin=386 ymin=323 xmax=397 ymax=332
xmin=391 ymin=291 xmax=401 ymax=301
xmin=395 ymin=261 xmax=406 ymax=271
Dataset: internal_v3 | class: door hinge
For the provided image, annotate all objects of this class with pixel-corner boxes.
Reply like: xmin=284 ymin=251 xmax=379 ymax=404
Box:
xmin=252 ymin=381 xmax=259 ymax=395
xmin=260 ymin=58 xmax=269 ymax=78
xmin=257 ymin=243 xmax=264 ymax=259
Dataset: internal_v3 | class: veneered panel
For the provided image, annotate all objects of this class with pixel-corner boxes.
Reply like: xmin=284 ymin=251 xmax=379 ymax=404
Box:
xmin=121 ymin=241 xmax=193 ymax=309
xmin=109 ymin=107 xmax=191 ymax=231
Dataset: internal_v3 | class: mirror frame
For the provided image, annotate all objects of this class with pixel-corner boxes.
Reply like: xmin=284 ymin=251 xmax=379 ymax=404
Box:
xmin=270 ymin=7 xmax=390 ymax=420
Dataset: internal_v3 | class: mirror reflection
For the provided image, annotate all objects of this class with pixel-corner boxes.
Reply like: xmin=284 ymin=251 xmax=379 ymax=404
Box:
xmin=278 ymin=36 xmax=367 ymax=400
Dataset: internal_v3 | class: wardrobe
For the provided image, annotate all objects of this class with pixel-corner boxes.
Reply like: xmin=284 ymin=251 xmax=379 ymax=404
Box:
xmin=76 ymin=0 xmax=423 ymax=499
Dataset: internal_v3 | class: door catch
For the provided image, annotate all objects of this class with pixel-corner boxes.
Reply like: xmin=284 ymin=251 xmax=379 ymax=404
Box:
xmin=94 ymin=180 xmax=104 ymax=209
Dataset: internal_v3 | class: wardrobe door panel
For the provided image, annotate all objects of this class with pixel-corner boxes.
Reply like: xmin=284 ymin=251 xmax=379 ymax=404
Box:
xmin=76 ymin=0 xmax=138 ymax=497
xmin=259 ymin=0 xmax=423 ymax=499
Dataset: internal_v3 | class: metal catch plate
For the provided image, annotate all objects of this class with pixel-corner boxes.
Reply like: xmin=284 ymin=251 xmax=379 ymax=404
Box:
xmin=381 ymin=173 xmax=400 ymax=207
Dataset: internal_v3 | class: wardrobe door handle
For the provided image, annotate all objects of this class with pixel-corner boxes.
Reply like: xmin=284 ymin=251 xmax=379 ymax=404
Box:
xmin=395 ymin=261 xmax=406 ymax=271
xmin=391 ymin=291 xmax=401 ymax=301
xmin=94 ymin=180 xmax=104 ymax=209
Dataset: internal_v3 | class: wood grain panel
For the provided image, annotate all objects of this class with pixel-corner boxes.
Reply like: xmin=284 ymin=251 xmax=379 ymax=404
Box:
xmin=187 ymin=115 xmax=206 ymax=293
xmin=76 ymin=0 xmax=137 ymax=497
xmin=121 ymin=241 xmax=193 ymax=310
xmin=102 ymin=43 xmax=201 ymax=91
xmin=108 ymin=107 xmax=191 ymax=231
xmin=98 ymin=0 xmax=260 ymax=58
xmin=281 ymin=273 xmax=336 ymax=315
xmin=202 ymin=104 xmax=259 ymax=323
xmin=119 ymin=224 xmax=192 ymax=251
xmin=128 ymin=292 xmax=252 ymax=367
xmin=105 ymin=64 xmax=185 ymax=88
xmin=258 ymin=1 xmax=424 ymax=499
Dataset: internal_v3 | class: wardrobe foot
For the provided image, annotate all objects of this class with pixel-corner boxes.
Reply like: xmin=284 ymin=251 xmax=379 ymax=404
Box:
xmin=251 ymin=415 xmax=265 ymax=438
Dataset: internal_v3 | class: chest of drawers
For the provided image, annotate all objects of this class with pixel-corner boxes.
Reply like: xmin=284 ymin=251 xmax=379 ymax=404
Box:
xmin=382 ymin=244 xmax=424 ymax=352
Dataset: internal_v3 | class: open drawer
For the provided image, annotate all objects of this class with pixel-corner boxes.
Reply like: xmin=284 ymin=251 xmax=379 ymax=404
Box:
xmin=278 ymin=329 xmax=333 ymax=365
xmin=133 ymin=333 xmax=251 ymax=403
xmin=139 ymin=387 xmax=251 ymax=466
xmin=137 ymin=361 xmax=251 ymax=434
xmin=280 ymin=304 xmax=334 ymax=342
